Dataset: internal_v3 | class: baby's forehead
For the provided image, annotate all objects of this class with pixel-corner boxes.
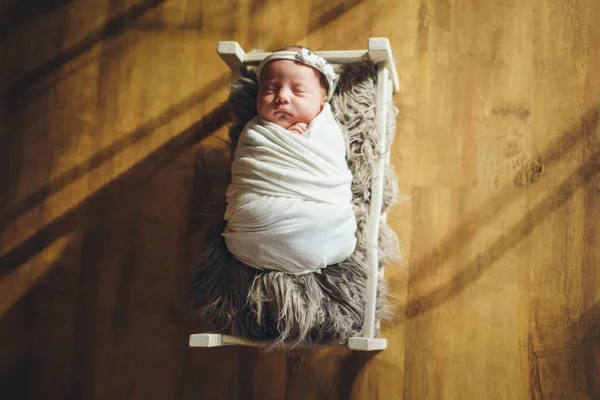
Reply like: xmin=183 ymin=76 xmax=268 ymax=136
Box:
xmin=261 ymin=60 xmax=321 ymax=80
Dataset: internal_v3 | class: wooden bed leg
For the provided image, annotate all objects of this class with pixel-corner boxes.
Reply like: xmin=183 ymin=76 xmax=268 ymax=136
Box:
xmin=368 ymin=37 xmax=400 ymax=93
xmin=189 ymin=333 xmax=223 ymax=347
xmin=217 ymin=41 xmax=246 ymax=79
xmin=348 ymin=337 xmax=388 ymax=351
xmin=189 ymin=333 xmax=264 ymax=348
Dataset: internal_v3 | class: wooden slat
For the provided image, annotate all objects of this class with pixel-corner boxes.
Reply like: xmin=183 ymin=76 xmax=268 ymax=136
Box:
xmin=242 ymin=50 xmax=368 ymax=65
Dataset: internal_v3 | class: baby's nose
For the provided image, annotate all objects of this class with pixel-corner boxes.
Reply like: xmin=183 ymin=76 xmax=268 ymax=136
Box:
xmin=276 ymin=88 xmax=291 ymax=103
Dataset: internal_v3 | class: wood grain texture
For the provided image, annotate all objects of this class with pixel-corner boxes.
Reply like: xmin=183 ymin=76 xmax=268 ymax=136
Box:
xmin=1 ymin=0 xmax=599 ymax=399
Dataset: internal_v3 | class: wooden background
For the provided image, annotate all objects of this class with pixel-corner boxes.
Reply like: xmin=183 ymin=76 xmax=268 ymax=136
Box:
xmin=1 ymin=0 xmax=599 ymax=398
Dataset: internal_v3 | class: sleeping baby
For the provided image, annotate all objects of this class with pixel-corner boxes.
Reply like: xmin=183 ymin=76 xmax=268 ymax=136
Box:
xmin=222 ymin=46 xmax=357 ymax=275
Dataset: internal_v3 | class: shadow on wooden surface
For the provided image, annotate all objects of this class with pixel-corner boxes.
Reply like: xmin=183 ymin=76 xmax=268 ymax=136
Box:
xmin=4 ymin=0 xmax=167 ymax=110
xmin=0 ymin=99 xmax=229 ymax=294
xmin=337 ymin=350 xmax=380 ymax=399
xmin=307 ymin=0 xmax=366 ymax=33
xmin=281 ymin=348 xmax=380 ymax=399
xmin=581 ymin=302 xmax=600 ymax=398
xmin=0 ymin=74 xmax=230 ymax=255
xmin=0 ymin=101 xmax=229 ymax=397
xmin=404 ymin=105 xmax=599 ymax=319
xmin=0 ymin=0 xmax=72 ymax=41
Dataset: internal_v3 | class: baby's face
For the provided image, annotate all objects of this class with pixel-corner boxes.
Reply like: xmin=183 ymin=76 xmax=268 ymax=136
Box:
xmin=257 ymin=60 xmax=326 ymax=130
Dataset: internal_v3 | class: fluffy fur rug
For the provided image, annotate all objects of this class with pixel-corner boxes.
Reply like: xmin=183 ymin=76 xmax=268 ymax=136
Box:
xmin=188 ymin=61 xmax=400 ymax=349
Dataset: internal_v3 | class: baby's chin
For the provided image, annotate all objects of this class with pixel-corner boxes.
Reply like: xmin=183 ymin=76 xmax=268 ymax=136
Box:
xmin=260 ymin=113 xmax=295 ymax=130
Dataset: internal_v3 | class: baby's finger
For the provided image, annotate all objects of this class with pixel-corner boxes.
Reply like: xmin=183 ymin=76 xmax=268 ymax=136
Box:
xmin=292 ymin=123 xmax=308 ymax=133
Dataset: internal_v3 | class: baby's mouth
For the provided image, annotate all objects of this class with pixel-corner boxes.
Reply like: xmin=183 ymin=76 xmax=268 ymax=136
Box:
xmin=274 ymin=109 xmax=292 ymax=115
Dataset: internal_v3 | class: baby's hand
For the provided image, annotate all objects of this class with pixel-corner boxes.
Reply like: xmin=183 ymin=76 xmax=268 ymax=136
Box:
xmin=288 ymin=122 xmax=308 ymax=135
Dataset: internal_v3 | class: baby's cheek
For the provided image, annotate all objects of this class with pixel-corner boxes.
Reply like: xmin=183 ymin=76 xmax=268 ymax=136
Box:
xmin=256 ymin=100 xmax=270 ymax=118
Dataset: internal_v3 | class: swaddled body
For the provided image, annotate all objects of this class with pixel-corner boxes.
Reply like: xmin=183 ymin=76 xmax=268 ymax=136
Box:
xmin=223 ymin=103 xmax=356 ymax=274
xmin=223 ymin=47 xmax=357 ymax=274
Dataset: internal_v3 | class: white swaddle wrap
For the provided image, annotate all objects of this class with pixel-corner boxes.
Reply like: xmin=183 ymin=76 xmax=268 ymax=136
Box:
xmin=223 ymin=104 xmax=357 ymax=274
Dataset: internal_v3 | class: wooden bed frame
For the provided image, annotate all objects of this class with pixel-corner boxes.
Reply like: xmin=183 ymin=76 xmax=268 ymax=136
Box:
xmin=189 ymin=37 xmax=399 ymax=351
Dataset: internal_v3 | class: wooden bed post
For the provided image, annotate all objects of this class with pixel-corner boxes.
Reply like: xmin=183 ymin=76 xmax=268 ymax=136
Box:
xmin=217 ymin=41 xmax=245 ymax=80
xmin=347 ymin=38 xmax=395 ymax=352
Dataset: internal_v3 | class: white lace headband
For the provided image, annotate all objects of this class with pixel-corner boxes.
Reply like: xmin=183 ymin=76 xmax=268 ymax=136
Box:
xmin=256 ymin=48 xmax=337 ymax=101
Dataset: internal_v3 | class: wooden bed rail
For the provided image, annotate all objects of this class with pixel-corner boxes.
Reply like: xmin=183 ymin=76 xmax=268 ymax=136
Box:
xmin=216 ymin=37 xmax=400 ymax=93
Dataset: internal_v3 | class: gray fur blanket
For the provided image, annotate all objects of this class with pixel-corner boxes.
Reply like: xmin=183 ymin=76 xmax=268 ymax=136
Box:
xmin=188 ymin=61 xmax=399 ymax=349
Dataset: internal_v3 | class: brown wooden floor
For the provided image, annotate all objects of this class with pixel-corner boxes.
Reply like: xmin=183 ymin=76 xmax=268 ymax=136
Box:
xmin=1 ymin=0 xmax=599 ymax=399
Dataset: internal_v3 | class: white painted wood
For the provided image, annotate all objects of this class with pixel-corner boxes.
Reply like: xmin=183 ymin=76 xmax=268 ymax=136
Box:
xmin=217 ymin=41 xmax=245 ymax=71
xmin=375 ymin=76 xmax=394 ymax=335
xmin=368 ymin=38 xmax=400 ymax=93
xmin=361 ymin=66 xmax=389 ymax=340
xmin=188 ymin=333 xmax=387 ymax=351
xmin=189 ymin=333 xmax=222 ymax=347
xmin=347 ymin=337 xmax=388 ymax=351
xmin=243 ymin=50 xmax=369 ymax=66
xmin=379 ymin=76 xmax=394 ymax=280
xmin=189 ymin=333 xmax=264 ymax=348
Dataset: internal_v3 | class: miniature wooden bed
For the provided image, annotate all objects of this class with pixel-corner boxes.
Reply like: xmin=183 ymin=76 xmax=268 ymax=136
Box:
xmin=189 ymin=37 xmax=400 ymax=351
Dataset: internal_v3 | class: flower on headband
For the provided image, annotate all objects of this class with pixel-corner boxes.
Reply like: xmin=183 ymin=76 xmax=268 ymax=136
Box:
xmin=295 ymin=48 xmax=337 ymax=84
